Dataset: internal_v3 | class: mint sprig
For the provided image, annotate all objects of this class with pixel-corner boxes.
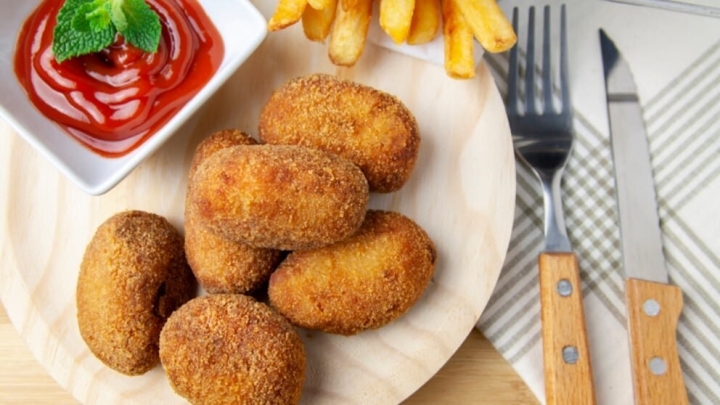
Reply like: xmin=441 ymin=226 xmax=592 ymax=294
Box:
xmin=52 ymin=0 xmax=162 ymax=63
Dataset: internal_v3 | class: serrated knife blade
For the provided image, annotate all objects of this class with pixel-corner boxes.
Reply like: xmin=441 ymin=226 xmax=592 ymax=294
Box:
xmin=600 ymin=33 xmax=666 ymax=284
xmin=600 ymin=30 xmax=688 ymax=405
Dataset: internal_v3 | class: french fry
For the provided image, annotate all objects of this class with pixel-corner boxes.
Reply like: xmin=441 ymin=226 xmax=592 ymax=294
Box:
xmin=407 ymin=0 xmax=440 ymax=45
xmin=379 ymin=0 xmax=416 ymax=44
xmin=268 ymin=0 xmax=309 ymax=31
xmin=268 ymin=0 xmax=515 ymax=78
xmin=328 ymin=0 xmax=373 ymax=66
xmin=341 ymin=0 xmax=359 ymax=11
xmin=452 ymin=0 xmax=516 ymax=53
xmin=441 ymin=0 xmax=475 ymax=79
xmin=308 ymin=0 xmax=332 ymax=10
xmin=302 ymin=0 xmax=338 ymax=42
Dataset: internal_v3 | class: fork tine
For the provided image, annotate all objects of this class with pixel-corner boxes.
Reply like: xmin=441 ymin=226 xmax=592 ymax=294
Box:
xmin=542 ymin=6 xmax=553 ymax=113
xmin=524 ymin=6 xmax=536 ymax=115
xmin=560 ymin=4 xmax=571 ymax=114
xmin=506 ymin=7 xmax=520 ymax=116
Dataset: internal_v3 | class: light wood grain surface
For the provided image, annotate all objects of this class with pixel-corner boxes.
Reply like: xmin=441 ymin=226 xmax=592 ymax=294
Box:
xmin=625 ymin=279 xmax=688 ymax=405
xmin=538 ymin=253 xmax=596 ymax=405
xmin=0 ymin=305 xmax=538 ymax=404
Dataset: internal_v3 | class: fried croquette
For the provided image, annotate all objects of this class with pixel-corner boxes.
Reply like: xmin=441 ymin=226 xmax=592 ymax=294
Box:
xmin=188 ymin=144 xmax=369 ymax=251
xmin=185 ymin=129 xmax=282 ymax=294
xmin=159 ymin=295 xmax=306 ymax=405
xmin=268 ymin=210 xmax=437 ymax=335
xmin=185 ymin=204 xmax=283 ymax=294
xmin=77 ymin=210 xmax=196 ymax=376
xmin=187 ymin=129 xmax=258 ymax=181
xmin=258 ymin=74 xmax=421 ymax=193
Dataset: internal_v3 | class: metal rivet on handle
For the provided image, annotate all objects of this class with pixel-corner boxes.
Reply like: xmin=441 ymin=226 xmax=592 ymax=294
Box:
xmin=557 ymin=279 xmax=573 ymax=297
xmin=643 ymin=299 xmax=661 ymax=317
xmin=562 ymin=346 xmax=579 ymax=364
xmin=649 ymin=357 xmax=667 ymax=375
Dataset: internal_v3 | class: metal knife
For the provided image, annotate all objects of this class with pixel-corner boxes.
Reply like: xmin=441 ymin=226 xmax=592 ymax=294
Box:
xmin=600 ymin=30 xmax=689 ymax=405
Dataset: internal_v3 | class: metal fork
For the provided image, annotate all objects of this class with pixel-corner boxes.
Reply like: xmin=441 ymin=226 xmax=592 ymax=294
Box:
xmin=506 ymin=5 xmax=596 ymax=405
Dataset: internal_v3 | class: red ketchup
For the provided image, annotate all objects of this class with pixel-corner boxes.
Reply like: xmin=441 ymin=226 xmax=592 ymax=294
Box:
xmin=14 ymin=0 xmax=224 ymax=157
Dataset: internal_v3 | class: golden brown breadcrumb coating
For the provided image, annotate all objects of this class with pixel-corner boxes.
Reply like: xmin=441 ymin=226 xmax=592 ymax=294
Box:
xmin=187 ymin=129 xmax=258 ymax=181
xmin=159 ymin=294 xmax=306 ymax=405
xmin=77 ymin=210 xmax=196 ymax=376
xmin=188 ymin=144 xmax=369 ymax=251
xmin=268 ymin=210 xmax=437 ymax=335
xmin=185 ymin=204 xmax=282 ymax=294
xmin=185 ymin=129 xmax=282 ymax=294
xmin=258 ymin=74 xmax=421 ymax=193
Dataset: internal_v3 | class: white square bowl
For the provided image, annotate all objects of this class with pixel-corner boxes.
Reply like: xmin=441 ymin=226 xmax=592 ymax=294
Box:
xmin=0 ymin=0 xmax=267 ymax=195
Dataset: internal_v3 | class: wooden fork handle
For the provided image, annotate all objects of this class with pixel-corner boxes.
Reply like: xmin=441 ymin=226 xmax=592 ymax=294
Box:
xmin=625 ymin=278 xmax=688 ymax=405
xmin=539 ymin=252 xmax=596 ymax=405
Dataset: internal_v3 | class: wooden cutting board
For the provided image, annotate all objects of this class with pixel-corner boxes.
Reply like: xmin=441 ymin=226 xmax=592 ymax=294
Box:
xmin=0 ymin=4 xmax=516 ymax=403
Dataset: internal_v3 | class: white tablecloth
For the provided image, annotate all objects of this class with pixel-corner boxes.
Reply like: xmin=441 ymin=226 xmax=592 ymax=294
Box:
xmin=472 ymin=1 xmax=720 ymax=404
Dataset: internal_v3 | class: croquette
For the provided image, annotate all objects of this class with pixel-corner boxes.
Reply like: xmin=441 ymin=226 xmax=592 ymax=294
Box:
xmin=258 ymin=74 xmax=421 ymax=193
xmin=76 ymin=210 xmax=196 ymax=376
xmin=185 ymin=204 xmax=282 ymax=294
xmin=187 ymin=129 xmax=258 ymax=181
xmin=187 ymin=144 xmax=369 ymax=251
xmin=268 ymin=210 xmax=437 ymax=335
xmin=159 ymin=295 xmax=306 ymax=405
xmin=185 ymin=130 xmax=282 ymax=294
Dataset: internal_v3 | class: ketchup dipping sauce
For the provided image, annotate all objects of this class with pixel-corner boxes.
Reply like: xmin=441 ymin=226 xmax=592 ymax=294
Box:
xmin=14 ymin=0 xmax=224 ymax=157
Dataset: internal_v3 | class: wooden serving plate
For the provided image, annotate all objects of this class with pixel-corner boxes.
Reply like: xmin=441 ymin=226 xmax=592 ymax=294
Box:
xmin=0 ymin=3 xmax=516 ymax=403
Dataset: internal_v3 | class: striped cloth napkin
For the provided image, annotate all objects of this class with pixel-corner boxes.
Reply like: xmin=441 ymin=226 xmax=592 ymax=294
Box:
xmin=475 ymin=1 xmax=720 ymax=404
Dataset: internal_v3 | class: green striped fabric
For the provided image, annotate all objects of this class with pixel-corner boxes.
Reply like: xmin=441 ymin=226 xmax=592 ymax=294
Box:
xmin=477 ymin=2 xmax=720 ymax=404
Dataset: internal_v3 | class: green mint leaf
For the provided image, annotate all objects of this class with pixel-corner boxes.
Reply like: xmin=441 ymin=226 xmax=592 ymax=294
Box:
xmin=109 ymin=0 xmax=161 ymax=53
xmin=53 ymin=0 xmax=115 ymax=63
xmin=52 ymin=0 xmax=162 ymax=63
xmin=71 ymin=0 xmax=112 ymax=33
xmin=109 ymin=0 xmax=128 ymax=31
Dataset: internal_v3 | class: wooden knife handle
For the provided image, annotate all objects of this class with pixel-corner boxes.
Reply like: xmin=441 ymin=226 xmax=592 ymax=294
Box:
xmin=539 ymin=252 xmax=596 ymax=405
xmin=625 ymin=278 xmax=688 ymax=405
